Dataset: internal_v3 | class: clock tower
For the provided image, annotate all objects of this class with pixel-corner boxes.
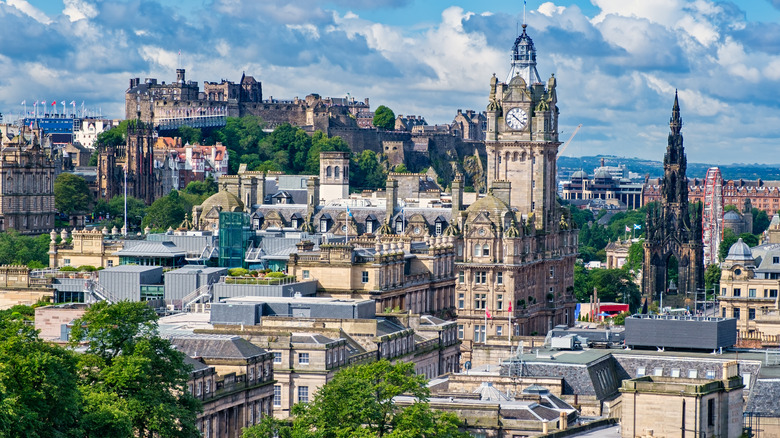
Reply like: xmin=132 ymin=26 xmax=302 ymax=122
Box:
xmin=485 ymin=24 xmax=560 ymax=231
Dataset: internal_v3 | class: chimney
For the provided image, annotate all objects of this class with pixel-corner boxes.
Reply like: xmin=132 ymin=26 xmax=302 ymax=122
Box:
xmin=452 ymin=173 xmax=463 ymax=218
xmin=307 ymin=176 xmax=320 ymax=215
xmin=386 ymin=178 xmax=398 ymax=221
xmin=491 ymin=180 xmax=511 ymax=206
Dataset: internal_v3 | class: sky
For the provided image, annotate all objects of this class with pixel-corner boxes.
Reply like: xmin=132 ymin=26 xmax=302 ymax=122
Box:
xmin=2 ymin=0 xmax=780 ymax=165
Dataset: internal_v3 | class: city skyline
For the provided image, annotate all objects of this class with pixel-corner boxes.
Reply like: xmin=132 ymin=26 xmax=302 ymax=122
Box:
xmin=2 ymin=0 xmax=780 ymax=164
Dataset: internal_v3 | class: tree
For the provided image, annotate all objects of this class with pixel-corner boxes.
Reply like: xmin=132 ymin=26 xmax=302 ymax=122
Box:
xmin=0 ymin=310 xmax=82 ymax=437
xmin=176 ymin=126 xmax=202 ymax=145
xmin=96 ymin=120 xmax=129 ymax=149
xmin=739 ymin=232 xmax=759 ymax=247
xmin=55 ymin=173 xmax=91 ymax=216
xmin=393 ymin=164 xmax=408 ymax=173
xmin=245 ymin=360 xmax=468 ymax=438
xmin=704 ymin=264 xmax=722 ymax=295
xmin=624 ymin=241 xmax=644 ymax=273
xmin=142 ymin=190 xmax=189 ymax=231
xmin=753 ymin=208 xmax=770 ymax=235
xmin=352 ymin=150 xmax=388 ymax=191
xmin=94 ymin=195 xmax=147 ymax=230
xmin=69 ymin=301 xmax=201 ymax=438
xmin=574 ymin=266 xmax=641 ymax=311
xmin=719 ymin=229 xmax=738 ymax=262
xmin=723 ymin=204 xmax=739 ymax=213
xmin=0 ymin=230 xmax=50 ymax=267
xmin=373 ymin=105 xmax=396 ymax=130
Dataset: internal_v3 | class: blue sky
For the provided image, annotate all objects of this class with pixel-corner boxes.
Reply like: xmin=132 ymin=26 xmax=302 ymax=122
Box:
xmin=4 ymin=1 xmax=780 ymax=166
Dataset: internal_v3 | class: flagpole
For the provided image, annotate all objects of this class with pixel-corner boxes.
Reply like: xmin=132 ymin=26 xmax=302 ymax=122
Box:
xmin=484 ymin=308 xmax=487 ymax=344
xmin=508 ymin=307 xmax=512 ymax=345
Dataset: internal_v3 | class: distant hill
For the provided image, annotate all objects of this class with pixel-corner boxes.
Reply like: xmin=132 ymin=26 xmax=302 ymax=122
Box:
xmin=558 ymin=155 xmax=780 ymax=181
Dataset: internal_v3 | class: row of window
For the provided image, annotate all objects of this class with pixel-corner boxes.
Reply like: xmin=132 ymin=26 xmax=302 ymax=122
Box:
xmin=273 ymin=385 xmax=308 ymax=406
xmin=723 ymin=307 xmax=757 ymax=320
xmin=637 ymin=367 xmax=716 ymax=379
xmin=457 ymin=267 xmax=555 ymax=284
xmin=723 ymin=287 xmax=778 ymax=298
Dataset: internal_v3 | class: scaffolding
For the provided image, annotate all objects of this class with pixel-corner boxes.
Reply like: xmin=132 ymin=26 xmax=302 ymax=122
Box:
xmin=702 ymin=167 xmax=723 ymax=266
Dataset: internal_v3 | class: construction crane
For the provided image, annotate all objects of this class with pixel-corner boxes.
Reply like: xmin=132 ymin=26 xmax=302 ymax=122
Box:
xmin=557 ymin=123 xmax=582 ymax=156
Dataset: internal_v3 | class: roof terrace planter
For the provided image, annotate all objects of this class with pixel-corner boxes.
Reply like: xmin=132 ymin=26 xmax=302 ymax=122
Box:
xmin=223 ymin=275 xmax=296 ymax=285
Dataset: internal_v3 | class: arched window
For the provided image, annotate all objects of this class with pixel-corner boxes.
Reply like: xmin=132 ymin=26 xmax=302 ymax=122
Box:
xmin=326 ymin=166 xmax=332 ymax=177
xmin=483 ymin=244 xmax=490 ymax=257
xmin=474 ymin=244 xmax=482 ymax=257
xmin=334 ymin=166 xmax=340 ymax=179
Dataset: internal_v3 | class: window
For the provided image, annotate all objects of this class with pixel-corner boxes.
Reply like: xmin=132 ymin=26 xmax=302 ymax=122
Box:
xmin=320 ymin=219 xmax=329 ymax=231
xmin=249 ymin=366 xmax=254 ymax=381
xmin=396 ymin=220 xmax=404 ymax=233
xmin=721 ymin=287 xmax=726 ymax=296
xmin=749 ymin=308 xmax=756 ymax=320
xmin=774 ymin=256 xmax=779 ymax=264
xmin=298 ymin=386 xmax=309 ymax=403
xmin=771 ymin=289 xmax=778 ymax=298
xmin=197 ymin=381 xmax=202 ymax=396
xmin=496 ymin=326 xmax=503 ymax=336
xmin=64 ymin=258 xmax=71 ymax=266
xmin=458 ymin=271 xmax=464 ymax=283
xmin=435 ymin=222 xmax=442 ymax=236
xmin=107 ymin=260 xmax=113 ymax=267
xmin=362 ymin=271 xmax=369 ymax=283
xmin=473 ymin=325 xmax=485 ymax=343
xmin=636 ymin=367 xmax=645 ymax=377
xmin=457 ymin=324 xmax=464 ymax=339
xmin=653 ymin=368 xmax=663 ymax=376
xmin=474 ymin=245 xmax=482 ymax=257
xmin=688 ymin=369 xmax=698 ymax=379
xmin=671 ymin=368 xmax=681 ymax=378
xmin=366 ymin=220 xmax=373 ymax=234
xmin=734 ymin=288 xmax=741 ymax=297
xmin=722 ymin=307 xmax=726 ymax=317
xmin=497 ymin=294 xmax=503 ymax=310
xmin=474 ymin=294 xmax=486 ymax=310
xmin=274 ymin=385 xmax=281 ymax=406
xmin=706 ymin=370 xmax=716 ymax=379
xmin=549 ymin=267 xmax=555 ymax=278
xmin=743 ymin=373 xmax=751 ymax=389
xmin=303 ymin=270 xmax=310 ymax=280
xmin=482 ymin=244 xmax=490 ymax=257
xmin=749 ymin=288 xmax=757 ymax=297
xmin=475 ymin=271 xmax=487 ymax=284
xmin=496 ymin=272 xmax=503 ymax=285
xmin=708 ymin=399 xmax=715 ymax=427
xmin=205 ymin=380 xmax=211 ymax=394
xmin=298 ymin=353 xmax=309 ymax=365
xmin=458 ymin=293 xmax=464 ymax=309
xmin=734 ymin=308 xmax=741 ymax=320
xmin=273 ymin=352 xmax=282 ymax=364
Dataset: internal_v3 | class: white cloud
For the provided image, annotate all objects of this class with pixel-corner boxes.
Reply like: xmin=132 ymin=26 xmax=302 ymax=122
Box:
xmin=63 ymin=0 xmax=98 ymax=22
xmin=5 ymin=0 xmax=52 ymax=24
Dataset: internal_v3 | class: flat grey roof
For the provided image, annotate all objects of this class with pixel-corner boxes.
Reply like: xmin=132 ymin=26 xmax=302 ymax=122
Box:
xmin=221 ymin=295 xmax=374 ymax=305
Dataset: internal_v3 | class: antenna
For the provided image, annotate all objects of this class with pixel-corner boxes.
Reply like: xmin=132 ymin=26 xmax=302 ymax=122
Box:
xmin=523 ymin=0 xmax=527 ymax=26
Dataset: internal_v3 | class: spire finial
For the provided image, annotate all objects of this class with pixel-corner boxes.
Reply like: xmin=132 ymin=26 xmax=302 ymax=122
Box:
xmin=523 ymin=0 xmax=527 ymax=26
xmin=670 ymin=89 xmax=682 ymax=135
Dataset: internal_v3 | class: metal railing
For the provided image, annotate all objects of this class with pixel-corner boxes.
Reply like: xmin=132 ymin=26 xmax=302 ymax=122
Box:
xmin=84 ymin=280 xmax=120 ymax=304
xmin=183 ymin=284 xmax=212 ymax=311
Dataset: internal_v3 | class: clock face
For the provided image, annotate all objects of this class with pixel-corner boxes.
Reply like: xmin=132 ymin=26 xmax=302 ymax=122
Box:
xmin=506 ymin=107 xmax=528 ymax=130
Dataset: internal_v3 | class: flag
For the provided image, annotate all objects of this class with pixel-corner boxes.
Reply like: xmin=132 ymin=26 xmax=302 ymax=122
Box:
xmin=346 ymin=206 xmax=352 ymax=217
xmin=41 ymin=100 xmax=46 ymax=106
xmin=508 ymin=301 xmax=512 ymax=312
xmin=625 ymin=225 xmax=631 ymax=232
xmin=20 ymin=100 xmax=25 ymax=105
xmin=70 ymin=101 xmax=75 ymax=106
xmin=634 ymin=224 xmax=642 ymax=230
xmin=51 ymin=101 xmax=56 ymax=106
xmin=486 ymin=309 xmax=492 ymax=319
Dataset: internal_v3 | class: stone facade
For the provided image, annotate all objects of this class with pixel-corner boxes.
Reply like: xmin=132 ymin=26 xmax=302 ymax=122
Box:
xmin=0 ymin=127 xmax=55 ymax=234
xmin=455 ymin=24 xmax=577 ymax=365
xmin=642 ymin=93 xmax=704 ymax=303
xmin=620 ymin=364 xmax=744 ymax=438
xmin=48 ymin=228 xmax=122 ymax=269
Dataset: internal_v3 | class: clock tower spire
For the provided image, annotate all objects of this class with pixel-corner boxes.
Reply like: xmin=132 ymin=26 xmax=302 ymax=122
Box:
xmin=485 ymin=24 xmax=560 ymax=231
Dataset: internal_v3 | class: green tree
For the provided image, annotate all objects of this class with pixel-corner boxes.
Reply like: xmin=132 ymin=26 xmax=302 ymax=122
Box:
xmin=176 ymin=126 xmax=202 ymax=145
xmin=704 ymin=264 xmax=722 ymax=295
xmin=393 ymin=164 xmax=408 ymax=173
xmin=568 ymin=205 xmax=594 ymax=229
xmin=574 ymin=266 xmax=641 ymax=311
xmin=373 ymin=105 xmax=396 ymax=130
xmin=142 ymin=190 xmax=188 ymax=230
xmin=96 ymin=120 xmax=129 ymax=149
xmin=182 ymin=176 xmax=218 ymax=199
xmin=0 ymin=230 xmax=50 ymax=267
xmin=304 ymin=131 xmax=350 ymax=175
xmin=245 ymin=360 xmax=468 ymax=438
xmin=723 ymin=204 xmax=739 ymax=213
xmin=753 ymin=208 xmax=770 ymax=235
xmin=352 ymin=150 xmax=388 ymax=191
xmin=624 ymin=241 xmax=644 ymax=272
xmin=88 ymin=147 xmax=99 ymax=166
xmin=69 ymin=301 xmax=201 ymax=438
xmin=719 ymin=229 xmax=738 ymax=262
xmin=0 ymin=311 xmax=82 ymax=437
xmin=55 ymin=173 xmax=91 ymax=216
xmin=739 ymin=232 xmax=759 ymax=247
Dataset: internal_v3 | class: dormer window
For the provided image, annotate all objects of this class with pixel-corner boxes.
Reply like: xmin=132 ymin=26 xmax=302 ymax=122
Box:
xmin=365 ymin=214 xmax=377 ymax=234
xmin=320 ymin=214 xmax=331 ymax=232
xmin=434 ymin=216 xmax=445 ymax=236
xmin=291 ymin=213 xmax=302 ymax=229
xmin=395 ymin=216 xmax=404 ymax=233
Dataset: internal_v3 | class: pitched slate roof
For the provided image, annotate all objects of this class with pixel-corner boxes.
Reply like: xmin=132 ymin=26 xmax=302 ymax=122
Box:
xmin=169 ymin=334 xmax=267 ymax=360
